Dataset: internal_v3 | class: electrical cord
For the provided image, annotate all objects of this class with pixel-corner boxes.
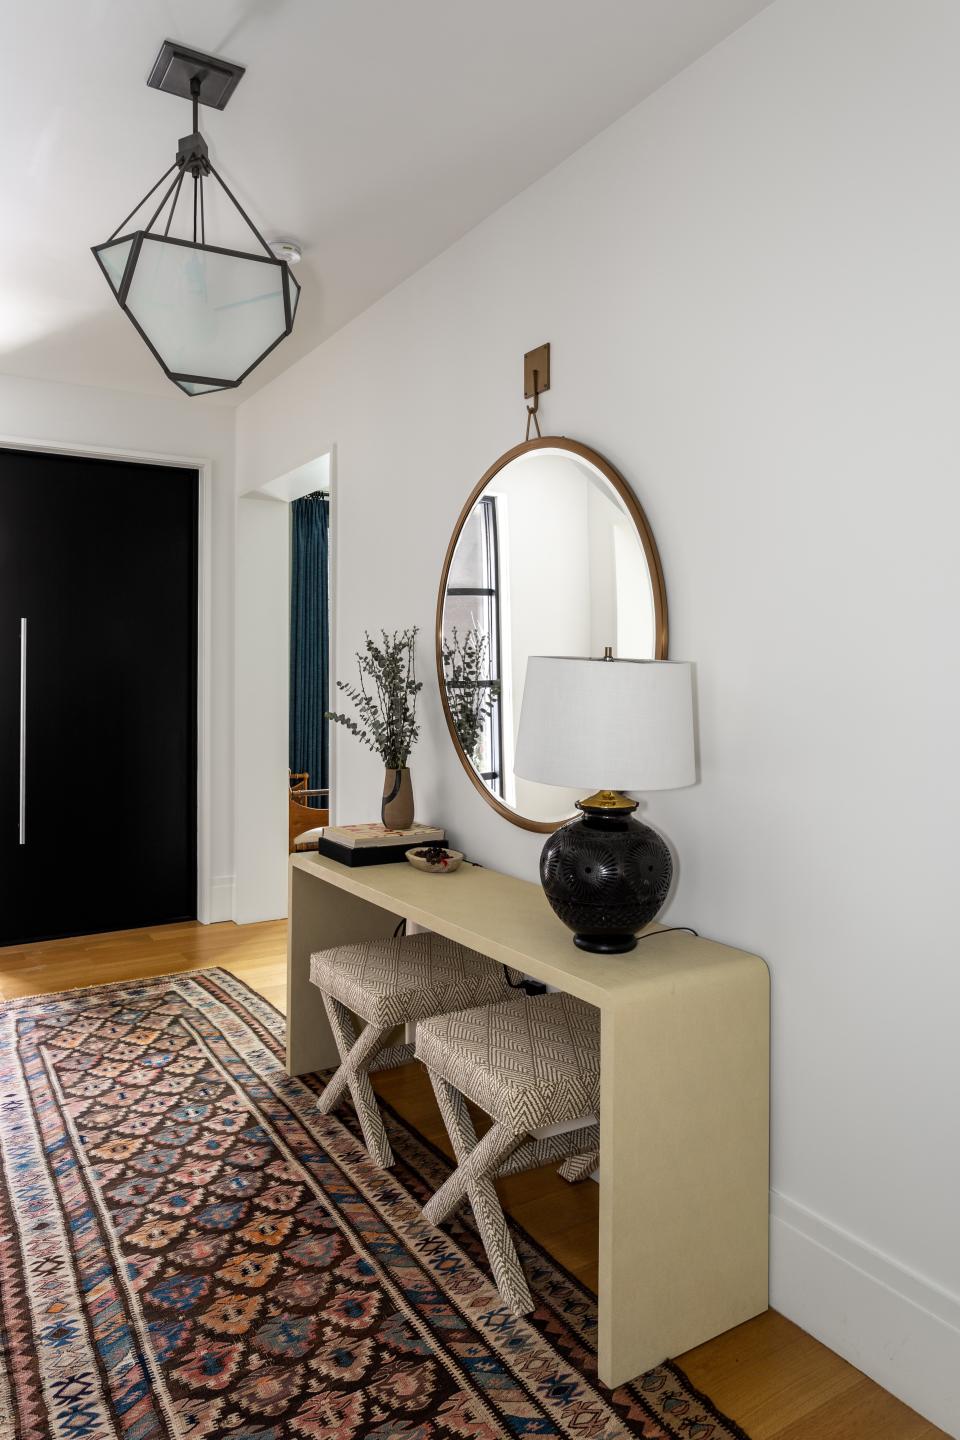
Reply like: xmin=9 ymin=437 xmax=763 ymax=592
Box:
xmin=636 ymin=925 xmax=699 ymax=940
xmin=502 ymin=967 xmax=547 ymax=996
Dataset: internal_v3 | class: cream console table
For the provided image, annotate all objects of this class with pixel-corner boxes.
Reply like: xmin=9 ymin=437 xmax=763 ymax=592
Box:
xmin=288 ymin=850 xmax=769 ymax=1388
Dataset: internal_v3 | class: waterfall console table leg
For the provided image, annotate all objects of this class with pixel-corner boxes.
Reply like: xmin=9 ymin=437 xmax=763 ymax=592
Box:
xmin=596 ymin=949 xmax=770 ymax=1387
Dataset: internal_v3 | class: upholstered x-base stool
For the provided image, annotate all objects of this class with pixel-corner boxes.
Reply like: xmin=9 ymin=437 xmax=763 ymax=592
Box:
xmin=417 ymin=990 xmax=601 ymax=1315
xmin=309 ymin=932 xmax=516 ymax=1168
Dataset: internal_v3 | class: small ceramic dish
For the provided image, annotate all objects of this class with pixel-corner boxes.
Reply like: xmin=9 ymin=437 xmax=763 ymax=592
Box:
xmin=405 ymin=845 xmax=464 ymax=874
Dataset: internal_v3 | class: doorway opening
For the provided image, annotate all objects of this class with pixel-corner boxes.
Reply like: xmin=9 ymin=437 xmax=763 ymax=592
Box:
xmin=259 ymin=452 xmax=333 ymax=854
xmin=235 ymin=447 xmax=335 ymax=921
xmin=288 ymin=486 xmax=331 ymax=853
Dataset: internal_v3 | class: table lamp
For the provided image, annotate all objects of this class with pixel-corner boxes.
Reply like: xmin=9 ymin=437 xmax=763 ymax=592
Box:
xmin=514 ymin=654 xmax=695 ymax=954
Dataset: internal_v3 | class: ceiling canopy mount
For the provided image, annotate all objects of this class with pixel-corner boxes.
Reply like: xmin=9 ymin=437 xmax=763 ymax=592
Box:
xmin=146 ymin=41 xmax=246 ymax=110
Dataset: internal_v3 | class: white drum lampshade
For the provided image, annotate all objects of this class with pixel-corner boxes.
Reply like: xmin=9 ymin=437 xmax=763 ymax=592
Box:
xmin=514 ymin=657 xmax=695 ymax=794
xmin=514 ymin=656 xmax=696 ymax=955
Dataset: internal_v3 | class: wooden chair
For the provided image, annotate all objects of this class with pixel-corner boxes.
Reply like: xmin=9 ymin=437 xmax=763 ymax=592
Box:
xmin=289 ymin=771 xmax=329 ymax=852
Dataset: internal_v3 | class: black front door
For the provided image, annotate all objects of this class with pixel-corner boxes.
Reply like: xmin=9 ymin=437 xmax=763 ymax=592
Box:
xmin=0 ymin=447 xmax=198 ymax=945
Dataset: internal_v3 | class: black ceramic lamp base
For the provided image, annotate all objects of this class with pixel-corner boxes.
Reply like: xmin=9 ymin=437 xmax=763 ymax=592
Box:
xmin=539 ymin=792 xmax=673 ymax=954
xmin=572 ymin=930 xmax=640 ymax=955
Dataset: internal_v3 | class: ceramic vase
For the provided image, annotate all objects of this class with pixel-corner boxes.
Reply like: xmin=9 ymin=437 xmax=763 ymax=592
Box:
xmin=382 ymin=767 xmax=414 ymax=829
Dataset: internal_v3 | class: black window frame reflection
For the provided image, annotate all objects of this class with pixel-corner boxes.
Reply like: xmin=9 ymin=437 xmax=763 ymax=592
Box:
xmin=445 ymin=496 xmax=505 ymax=795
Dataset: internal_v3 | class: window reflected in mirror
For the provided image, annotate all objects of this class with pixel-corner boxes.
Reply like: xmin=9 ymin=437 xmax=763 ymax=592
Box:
xmin=442 ymin=497 xmax=505 ymax=795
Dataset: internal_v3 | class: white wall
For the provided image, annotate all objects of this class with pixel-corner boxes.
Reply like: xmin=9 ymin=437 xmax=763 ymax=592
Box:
xmin=234 ymin=492 xmax=290 ymax=922
xmin=0 ymin=372 xmax=236 ymax=920
xmin=235 ymin=0 xmax=960 ymax=1428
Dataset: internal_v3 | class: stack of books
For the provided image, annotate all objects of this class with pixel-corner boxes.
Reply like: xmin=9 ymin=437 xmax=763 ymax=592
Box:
xmin=317 ymin=822 xmax=446 ymax=868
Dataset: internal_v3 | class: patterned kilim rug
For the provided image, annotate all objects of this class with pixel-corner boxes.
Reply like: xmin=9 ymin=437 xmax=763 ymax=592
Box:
xmin=0 ymin=968 xmax=752 ymax=1440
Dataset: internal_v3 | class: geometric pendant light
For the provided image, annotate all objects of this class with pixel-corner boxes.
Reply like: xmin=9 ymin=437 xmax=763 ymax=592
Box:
xmin=92 ymin=42 xmax=300 ymax=398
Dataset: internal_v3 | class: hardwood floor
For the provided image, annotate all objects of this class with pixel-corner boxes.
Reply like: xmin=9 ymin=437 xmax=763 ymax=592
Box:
xmin=0 ymin=919 xmax=947 ymax=1440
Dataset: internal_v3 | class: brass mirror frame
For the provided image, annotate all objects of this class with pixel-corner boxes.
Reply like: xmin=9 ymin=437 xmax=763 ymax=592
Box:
xmin=435 ymin=435 xmax=669 ymax=834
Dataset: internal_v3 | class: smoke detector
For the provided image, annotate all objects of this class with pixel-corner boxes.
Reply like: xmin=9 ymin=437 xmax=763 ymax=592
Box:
xmin=270 ymin=239 xmax=302 ymax=265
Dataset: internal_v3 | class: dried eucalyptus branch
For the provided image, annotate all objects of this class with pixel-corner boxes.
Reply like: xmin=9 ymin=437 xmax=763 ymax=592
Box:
xmin=440 ymin=625 xmax=499 ymax=764
xmin=326 ymin=628 xmax=422 ymax=769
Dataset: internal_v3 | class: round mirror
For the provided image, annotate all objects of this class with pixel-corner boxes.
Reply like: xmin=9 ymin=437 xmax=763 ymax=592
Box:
xmin=436 ymin=437 xmax=668 ymax=832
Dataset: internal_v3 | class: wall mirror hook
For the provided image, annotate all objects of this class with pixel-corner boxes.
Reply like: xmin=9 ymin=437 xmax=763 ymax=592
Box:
xmin=523 ymin=342 xmax=550 ymax=440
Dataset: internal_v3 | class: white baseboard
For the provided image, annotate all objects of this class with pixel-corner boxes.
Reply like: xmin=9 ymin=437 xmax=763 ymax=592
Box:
xmin=202 ymin=874 xmax=236 ymax=924
xmin=770 ymin=1190 xmax=960 ymax=1436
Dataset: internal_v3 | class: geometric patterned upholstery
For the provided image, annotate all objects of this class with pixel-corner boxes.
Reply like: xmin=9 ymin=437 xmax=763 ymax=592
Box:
xmin=309 ymin=932 xmax=514 ymax=1028
xmin=416 ymin=990 xmax=601 ymax=1316
xmin=308 ymin=932 xmax=518 ymax=1171
xmin=414 ymin=990 xmax=601 ymax=1135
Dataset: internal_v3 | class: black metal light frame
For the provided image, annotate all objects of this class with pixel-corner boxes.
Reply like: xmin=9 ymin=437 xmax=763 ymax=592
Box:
xmin=92 ymin=44 xmax=300 ymax=397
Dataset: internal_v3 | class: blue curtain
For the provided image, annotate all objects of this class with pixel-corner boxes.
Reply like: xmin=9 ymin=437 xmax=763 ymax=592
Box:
xmin=289 ymin=493 xmax=329 ymax=792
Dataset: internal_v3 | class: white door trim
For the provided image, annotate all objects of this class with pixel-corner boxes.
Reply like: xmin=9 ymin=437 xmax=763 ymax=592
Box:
xmin=0 ymin=433 xmax=215 ymax=924
xmin=234 ymin=443 xmax=336 ymax=923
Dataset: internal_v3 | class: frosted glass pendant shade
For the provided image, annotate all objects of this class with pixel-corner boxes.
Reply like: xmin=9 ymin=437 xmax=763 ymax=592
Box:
xmin=93 ymin=232 xmax=299 ymax=396
xmin=97 ymin=238 xmax=134 ymax=294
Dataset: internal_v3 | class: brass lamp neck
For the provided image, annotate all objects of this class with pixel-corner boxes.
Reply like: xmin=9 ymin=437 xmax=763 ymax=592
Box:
xmin=577 ymin=789 xmax=638 ymax=813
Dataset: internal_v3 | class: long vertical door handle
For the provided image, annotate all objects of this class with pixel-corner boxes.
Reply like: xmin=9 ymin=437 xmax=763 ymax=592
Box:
xmin=18 ymin=618 xmax=27 ymax=845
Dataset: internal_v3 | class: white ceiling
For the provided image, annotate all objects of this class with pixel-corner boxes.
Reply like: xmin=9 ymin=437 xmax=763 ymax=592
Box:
xmin=0 ymin=0 xmax=771 ymax=405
